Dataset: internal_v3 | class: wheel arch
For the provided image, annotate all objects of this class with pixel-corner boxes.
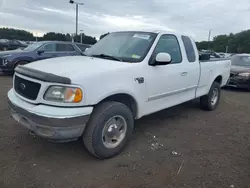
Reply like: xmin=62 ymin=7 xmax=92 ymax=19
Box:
xmin=214 ymin=75 xmax=223 ymax=85
xmin=13 ymin=57 xmax=33 ymax=68
xmin=96 ymin=93 xmax=138 ymax=119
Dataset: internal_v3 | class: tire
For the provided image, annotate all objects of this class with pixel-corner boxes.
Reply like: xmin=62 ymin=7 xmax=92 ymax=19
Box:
xmin=200 ymin=81 xmax=221 ymax=111
xmin=83 ymin=101 xmax=134 ymax=159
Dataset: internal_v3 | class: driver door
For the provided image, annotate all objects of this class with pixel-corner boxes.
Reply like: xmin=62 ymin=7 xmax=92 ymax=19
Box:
xmin=144 ymin=34 xmax=190 ymax=114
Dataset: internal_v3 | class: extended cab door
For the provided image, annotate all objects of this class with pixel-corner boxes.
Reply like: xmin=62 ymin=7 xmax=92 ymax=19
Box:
xmin=144 ymin=34 xmax=200 ymax=115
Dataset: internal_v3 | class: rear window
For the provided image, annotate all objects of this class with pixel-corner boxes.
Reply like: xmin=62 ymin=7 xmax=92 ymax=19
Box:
xmin=181 ymin=36 xmax=196 ymax=62
xmin=56 ymin=44 xmax=75 ymax=52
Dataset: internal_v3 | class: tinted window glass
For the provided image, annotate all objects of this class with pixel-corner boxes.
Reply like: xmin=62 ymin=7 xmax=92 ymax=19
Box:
xmin=181 ymin=35 xmax=196 ymax=62
xmin=56 ymin=44 xmax=75 ymax=52
xmin=66 ymin=44 xmax=75 ymax=51
xmin=76 ymin=44 xmax=90 ymax=52
xmin=39 ymin=43 xmax=56 ymax=52
xmin=153 ymin=35 xmax=182 ymax=64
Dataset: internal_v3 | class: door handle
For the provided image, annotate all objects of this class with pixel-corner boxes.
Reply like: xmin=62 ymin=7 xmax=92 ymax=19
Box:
xmin=181 ymin=72 xmax=188 ymax=76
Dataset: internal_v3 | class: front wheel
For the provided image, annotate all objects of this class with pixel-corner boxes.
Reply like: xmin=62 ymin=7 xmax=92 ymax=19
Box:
xmin=200 ymin=82 xmax=221 ymax=111
xmin=83 ymin=101 xmax=134 ymax=159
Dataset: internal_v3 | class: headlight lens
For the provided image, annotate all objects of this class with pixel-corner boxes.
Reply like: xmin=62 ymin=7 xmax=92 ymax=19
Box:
xmin=238 ymin=72 xmax=250 ymax=77
xmin=2 ymin=59 xmax=8 ymax=66
xmin=44 ymin=86 xmax=83 ymax=103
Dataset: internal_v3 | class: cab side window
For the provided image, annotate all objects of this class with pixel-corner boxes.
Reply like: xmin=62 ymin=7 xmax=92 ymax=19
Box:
xmin=39 ymin=43 xmax=56 ymax=52
xmin=152 ymin=35 xmax=182 ymax=64
xmin=181 ymin=35 xmax=196 ymax=62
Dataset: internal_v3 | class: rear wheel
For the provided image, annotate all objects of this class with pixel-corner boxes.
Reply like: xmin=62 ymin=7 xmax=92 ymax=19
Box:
xmin=200 ymin=82 xmax=221 ymax=111
xmin=83 ymin=101 xmax=134 ymax=159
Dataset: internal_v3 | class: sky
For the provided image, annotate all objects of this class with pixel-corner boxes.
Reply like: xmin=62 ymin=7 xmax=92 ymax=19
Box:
xmin=0 ymin=0 xmax=249 ymax=41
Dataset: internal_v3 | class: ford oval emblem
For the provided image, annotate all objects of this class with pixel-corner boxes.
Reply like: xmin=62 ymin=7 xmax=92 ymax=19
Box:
xmin=20 ymin=83 xmax=26 ymax=90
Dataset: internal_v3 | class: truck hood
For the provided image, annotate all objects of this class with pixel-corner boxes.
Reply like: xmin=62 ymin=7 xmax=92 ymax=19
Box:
xmin=24 ymin=56 xmax=133 ymax=81
xmin=231 ymin=65 xmax=250 ymax=73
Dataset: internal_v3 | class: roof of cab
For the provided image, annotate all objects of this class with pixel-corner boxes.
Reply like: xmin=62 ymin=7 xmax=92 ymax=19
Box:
xmin=112 ymin=29 xmax=189 ymax=38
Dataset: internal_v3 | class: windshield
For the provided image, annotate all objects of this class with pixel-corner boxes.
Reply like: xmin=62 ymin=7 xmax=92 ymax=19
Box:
xmin=232 ymin=55 xmax=250 ymax=67
xmin=23 ymin=42 xmax=44 ymax=51
xmin=85 ymin=31 xmax=157 ymax=62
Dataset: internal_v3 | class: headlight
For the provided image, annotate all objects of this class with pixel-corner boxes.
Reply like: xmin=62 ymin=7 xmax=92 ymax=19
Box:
xmin=238 ymin=72 xmax=250 ymax=77
xmin=44 ymin=86 xmax=83 ymax=103
xmin=2 ymin=59 xmax=9 ymax=66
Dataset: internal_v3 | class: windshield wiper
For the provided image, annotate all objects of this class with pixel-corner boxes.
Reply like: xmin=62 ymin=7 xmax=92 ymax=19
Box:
xmin=91 ymin=54 xmax=123 ymax=62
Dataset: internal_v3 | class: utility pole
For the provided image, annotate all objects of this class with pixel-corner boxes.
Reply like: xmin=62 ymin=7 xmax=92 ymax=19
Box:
xmin=226 ymin=46 xmax=228 ymax=53
xmin=76 ymin=4 xmax=78 ymax=36
xmin=207 ymin=29 xmax=212 ymax=50
xmin=80 ymin=30 xmax=84 ymax=43
xmin=69 ymin=0 xmax=84 ymax=41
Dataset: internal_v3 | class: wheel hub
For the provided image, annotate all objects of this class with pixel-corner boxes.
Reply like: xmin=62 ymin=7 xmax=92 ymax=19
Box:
xmin=211 ymin=88 xmax=218 ymax=106
xmin=102 ymin=115 xmax=127 ymax=149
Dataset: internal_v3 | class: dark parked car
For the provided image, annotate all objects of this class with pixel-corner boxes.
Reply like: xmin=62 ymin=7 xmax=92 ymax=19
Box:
xmin=0 ymin=39 xmax=10 ymax=51
xmin=75 ymin=43 xmax=92 ymax=52
xmin=0 ymin=39 xmax=27 ymax=51
xmin=0 ymin=41 xmax=85 ymax=73
xmin=227 ymin=54 xmax=250 ymax=90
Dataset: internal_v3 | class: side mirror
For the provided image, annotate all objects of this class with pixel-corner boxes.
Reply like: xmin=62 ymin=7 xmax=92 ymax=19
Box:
xmin=37 ymin=50 xmax=44 ymax=55
xmin=199 ymin=53 xmax=210 ymax=61
xmin=85 ymin=48 xmax=89 ymax=52
xmin=150 ymin=52 xmax=172 ymax=66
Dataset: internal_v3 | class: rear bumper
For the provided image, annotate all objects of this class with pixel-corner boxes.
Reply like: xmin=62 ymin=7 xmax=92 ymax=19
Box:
xmin=8 ymin=89 xmax=93 ymax=142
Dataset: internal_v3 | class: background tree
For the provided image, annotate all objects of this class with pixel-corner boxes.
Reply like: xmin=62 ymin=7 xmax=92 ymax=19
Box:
xmin=42 ymin=32 xmax=70 ymax=41
xmin=2 ymin=27 xmax=250 ymax=52
xmin=196 ymin=29 xmax=250 ymax=53
xmin=100 ymin=32 xmax=109 ymax=40
xmin=0 ymin=28 xmax=34 ymax=41
xmin=0 ymin=27 xmax=97 ymax=44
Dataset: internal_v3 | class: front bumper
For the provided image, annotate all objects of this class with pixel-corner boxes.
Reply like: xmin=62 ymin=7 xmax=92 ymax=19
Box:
xmin=8 ymin=89 xmax=93 ymax=142
xmin=227 ymin=76 xmax=250 ymax=90
xmin=0 ymin=58 xmax=11 ymax=72
xmin=0 ymin=64 xmax=14 ymax=73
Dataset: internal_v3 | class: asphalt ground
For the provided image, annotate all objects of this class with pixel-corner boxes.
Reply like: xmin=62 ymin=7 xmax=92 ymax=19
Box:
xmin=0 ymin=75 xmax=249 ymax=188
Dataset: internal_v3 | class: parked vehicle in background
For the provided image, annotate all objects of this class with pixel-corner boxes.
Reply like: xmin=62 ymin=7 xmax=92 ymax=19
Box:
xmin=0 ymin=39 xmax=27 ymax=51
xmin=227 ymin=54 xmax=250 ymax=90
xmin=75 ymin=43 xmax=92 ymax=52
xmin=0 ymin=39 xmax=10 ymax=51
xmin=0 ymin=41 xmax=84 ymax=73
xmin=8 ymin=30 xmax=231 ymax=159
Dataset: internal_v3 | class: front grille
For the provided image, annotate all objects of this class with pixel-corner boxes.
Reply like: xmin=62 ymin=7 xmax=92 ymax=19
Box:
xmin=14 ymin=75 xmax=41 ymax=100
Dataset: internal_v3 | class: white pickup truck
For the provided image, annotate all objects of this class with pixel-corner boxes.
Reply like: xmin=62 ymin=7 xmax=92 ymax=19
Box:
xmin=8 ymin=30 xmax=231 ymax=159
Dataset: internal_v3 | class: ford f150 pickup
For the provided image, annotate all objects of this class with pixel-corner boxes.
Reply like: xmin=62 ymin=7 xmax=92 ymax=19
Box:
xmin=8 ymin=30 xmax=231 ymax=159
